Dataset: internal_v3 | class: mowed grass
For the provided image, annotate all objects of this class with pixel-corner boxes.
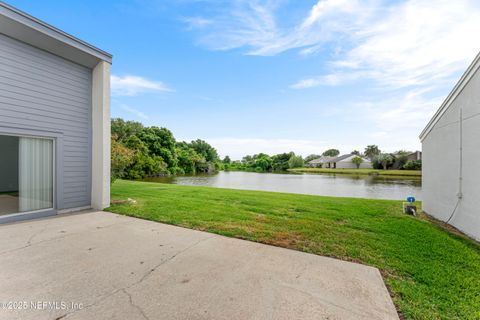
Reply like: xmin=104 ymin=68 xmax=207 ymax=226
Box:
xmin=107 ymin=180 xmax=480 ymax=320
xmin=288 ymin=168 xmax=422 ymax=177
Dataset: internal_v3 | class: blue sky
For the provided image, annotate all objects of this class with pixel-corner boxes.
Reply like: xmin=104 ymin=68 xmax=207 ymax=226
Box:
xmin=8 ymin=0 xmax=480 ymax=159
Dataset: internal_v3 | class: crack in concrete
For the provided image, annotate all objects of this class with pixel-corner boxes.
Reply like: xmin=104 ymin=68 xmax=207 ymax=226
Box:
xmin=122 ymin=288 xmax=149 ymax=320
xmin=54 ymin=235 xmax=215 ymax=319
xmin=137 ymin=235 xmax=215 ymax=285
xmin=0 ymin=221 xmax=132 ymax=256
xmin=25 ymin=221 xmax=51 ymax=246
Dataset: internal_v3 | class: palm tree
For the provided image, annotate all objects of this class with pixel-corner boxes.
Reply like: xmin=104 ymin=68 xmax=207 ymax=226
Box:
xmin=377 ymin=153 xmax=393 ymax=170
xmin=364 ymin=145 xmax=381 ymax=160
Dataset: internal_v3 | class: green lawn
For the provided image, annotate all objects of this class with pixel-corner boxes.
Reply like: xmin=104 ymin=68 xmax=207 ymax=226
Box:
xmin=288 ymin=168 xmax=422 ymax=177
xmin=107 ymin=180 xmax=479 ymax=320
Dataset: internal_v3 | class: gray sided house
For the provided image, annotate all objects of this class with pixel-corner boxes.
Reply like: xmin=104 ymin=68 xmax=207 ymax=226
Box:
xmin=0 ymin=4 xmax=111 ymax=223
xmin=420 ymin=51 xmax=480 ymax=241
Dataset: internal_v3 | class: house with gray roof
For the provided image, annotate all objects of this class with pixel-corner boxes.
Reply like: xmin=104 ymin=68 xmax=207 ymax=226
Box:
xmin=307 ymin=154 xmax=372 ymax=169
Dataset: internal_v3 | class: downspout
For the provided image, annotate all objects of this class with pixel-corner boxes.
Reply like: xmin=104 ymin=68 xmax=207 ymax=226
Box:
xmin=458 ymin=108 xmax=463 ymax=200
xmin=446 ymin=108 xmax=463 ymax=223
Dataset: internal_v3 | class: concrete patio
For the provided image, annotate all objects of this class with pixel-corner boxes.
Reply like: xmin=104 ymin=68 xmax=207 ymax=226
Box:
xmin=0 ymin=211 xmax=398 ymax=320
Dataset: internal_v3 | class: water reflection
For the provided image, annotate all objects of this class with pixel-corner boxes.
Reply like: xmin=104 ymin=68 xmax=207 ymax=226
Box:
xmin=144 ymin=171 xmax=422 ymax=200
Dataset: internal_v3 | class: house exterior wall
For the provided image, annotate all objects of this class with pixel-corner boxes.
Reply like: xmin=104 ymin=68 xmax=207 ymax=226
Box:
xmin=0 ymin=33 xmax=92 ymax=210
xmin=421 ymin=64 xmax=480 ymax=241
xmin=407 ymin=151 xmax=422 ymax=161
xmin=336 ymin=156 xmax=372 ymax=169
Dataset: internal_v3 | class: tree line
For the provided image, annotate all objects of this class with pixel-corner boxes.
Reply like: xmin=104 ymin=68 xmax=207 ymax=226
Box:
xmin=111 ymin=118 xmax=221 ymax=181
xmin=111 ymin=120 xmax=421 ymax=181
xmin=223 ymin=145 xmax=421 ymax=172
xmin=222 ymin=152 xmax=305 ymax=173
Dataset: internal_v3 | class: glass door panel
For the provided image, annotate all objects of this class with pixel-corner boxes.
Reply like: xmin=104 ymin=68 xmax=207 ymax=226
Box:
xmin=0 ymin=135 xmax=54 ymax=216
xmin=19 ymin=137 xmax=54 ymax=212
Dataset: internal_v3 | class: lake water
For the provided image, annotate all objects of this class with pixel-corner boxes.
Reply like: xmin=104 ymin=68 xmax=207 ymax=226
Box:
xmin=144 ymin=171 xmax=422 ymax=200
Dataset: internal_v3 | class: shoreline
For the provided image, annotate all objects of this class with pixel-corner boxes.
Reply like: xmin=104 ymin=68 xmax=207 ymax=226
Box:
xmin=287 ymin=168 xmax=422 ymax=177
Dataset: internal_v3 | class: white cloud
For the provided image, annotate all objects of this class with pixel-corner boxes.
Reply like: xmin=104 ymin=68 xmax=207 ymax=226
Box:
xmin=288 ymin=0 xmax=480 ymax=90
xmin=290 ymin=78 xmax=322 ymax=89
xmin=326 ymin=0 xmax=480 ymax=89
xmin=178 ymin=0 xmax=480 ymax=152
xmin=188 ymin=0 xmax=370 ymax=56
xmin=111 ymin=75 xmax=172 ymax=96
xmin=181 ymin=16 xmax=213 ymax=29
xmin=344 ymin=87 xmax=442 ymax=151
xmin=118 ymin=103 xmax=149 ymax=120
xmin=185 ymin=0 xmax=480 ymax=88
xmin=290 ymin=72 xmax=361 ymax=89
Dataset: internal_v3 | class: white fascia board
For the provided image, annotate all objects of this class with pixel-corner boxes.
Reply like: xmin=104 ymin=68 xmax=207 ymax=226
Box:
xmin=419 ymin=51 xmax=480 ymax=141
xmin=0 ymin=2 xmax=112 ymax=68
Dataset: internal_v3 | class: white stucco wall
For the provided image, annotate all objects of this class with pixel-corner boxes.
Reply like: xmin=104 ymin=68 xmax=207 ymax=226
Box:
xmin=422 ymin=64 xmax=480 ymax=241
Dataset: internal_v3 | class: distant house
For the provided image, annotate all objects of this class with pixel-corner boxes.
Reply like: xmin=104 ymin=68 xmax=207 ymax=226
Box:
xmin=407 ymin=151 xmax=422 ymax=161
xmin=306 ymin=156 xmax=335 ymax=168
xmin=392 ymin=151 xmax=422 ymax=169
xmin=420 ymin=51 xmax=480 ymax=241
xmin=307 ymin=154 xmax=372 ymax=169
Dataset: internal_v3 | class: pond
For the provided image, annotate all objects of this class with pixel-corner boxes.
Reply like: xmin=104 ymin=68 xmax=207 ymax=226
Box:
xmin=144 ymin=171 xmax=422 ymax=201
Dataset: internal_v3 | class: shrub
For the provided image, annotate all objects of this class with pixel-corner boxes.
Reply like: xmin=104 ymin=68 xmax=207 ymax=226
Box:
xmin=111 ymin=137 xmax=135 ymax=182
xmin=288 ymin=155 xmax=304 ymax=168
xmin=403 ymin=160 xmax=422 ymax=170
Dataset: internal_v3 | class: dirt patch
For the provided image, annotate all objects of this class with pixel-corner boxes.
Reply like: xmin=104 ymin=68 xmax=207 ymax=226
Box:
xmin=255 ymin=214 xmax=269 ymax=223
xmin=423 ymin=212 xmax=480 ymax=244
xmin=266 ymin=232 xmax=305 ymax=249
xmin=111 ymin=199 xmax=129 ymax=205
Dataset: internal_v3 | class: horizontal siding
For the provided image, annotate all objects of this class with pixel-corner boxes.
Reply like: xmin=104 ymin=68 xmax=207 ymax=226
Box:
xmin=0 ymin=33 xmax=92 ymax=209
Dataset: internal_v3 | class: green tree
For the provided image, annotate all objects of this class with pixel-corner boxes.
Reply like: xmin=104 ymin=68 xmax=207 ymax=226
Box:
xmin=188 ymin=139 xmax=219 ymax=163
xmin=176 ymin=145 xmax=205 ymax=174
xmin=222 ymin=156 xmax=231 ymax=164
xmin=138 ymin=127 xmax=178 ymax=171
xmin=288 ymin=154 xmax=304 ymax=168
xmin=271 ymin=152 xmax=294 ymax=171
xmin=322 ymin=149 xmax=340 ymax=157
xmin=403 ymin=160 xmax=422 ymax=170
xmin=254 ymin=154 xmax=272 ymax=172
xmin=351 ymin=150 xmax=361 ymax=156
xmin=351 ymin=156 xmax=364 ymax=169
xmin=111 ymin=118 xmax=144 ymax=141
xmin=304 ymin=154 xmax=321 ymax=162
xmin=242 ymin=155 xmax=254 ymax=166
xmin=124 ymin=135 xmax=148 ymax=154
xmin=394 ymin=151 xmax=409 ymax=169
xmin=124 ymin=154 xmax=168 ymax=179
xmin=111 ymin=136 xmax=135 ymax=182
xmin=376 ymin=153 xmax=394 ymax=170
xmin=364 ymin=145 xmax=381 ymax=160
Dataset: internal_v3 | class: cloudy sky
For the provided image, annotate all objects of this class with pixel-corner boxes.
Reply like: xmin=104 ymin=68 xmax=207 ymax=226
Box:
xmin=10 ymin=0 xmax=480 ymax=159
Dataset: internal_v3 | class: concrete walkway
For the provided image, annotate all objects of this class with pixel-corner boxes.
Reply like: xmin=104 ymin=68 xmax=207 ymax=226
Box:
xmin=0 ymin=211 xmax=398 ymax=320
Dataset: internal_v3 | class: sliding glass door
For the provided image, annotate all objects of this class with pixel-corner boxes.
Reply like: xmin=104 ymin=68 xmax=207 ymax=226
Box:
xmin=0 ymin=135 xmax=54 ymax=216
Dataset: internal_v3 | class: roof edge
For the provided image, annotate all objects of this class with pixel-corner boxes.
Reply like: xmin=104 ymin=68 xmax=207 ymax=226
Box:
xmin=0 ymin=2 xmax=112 ymax=64
xmin=419 ymin=51 xmax=480 ymax=141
